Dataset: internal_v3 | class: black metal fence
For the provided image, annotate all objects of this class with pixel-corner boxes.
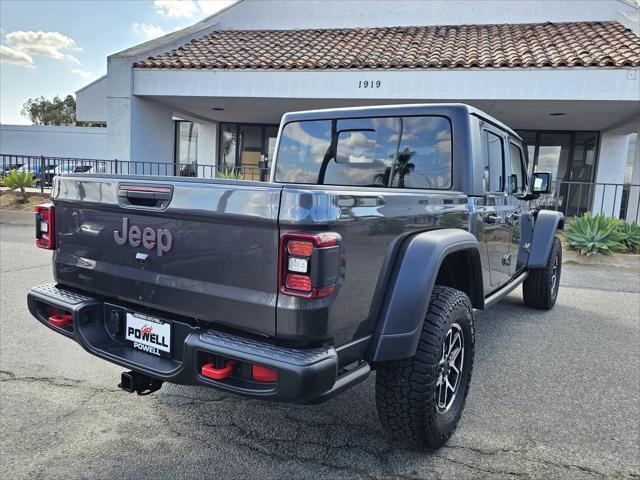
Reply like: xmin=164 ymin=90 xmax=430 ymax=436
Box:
xmin=2 ymin=154 xmax=638 ymax=222
xmin=0 ymin=154 xmax=270 ymax=191
xmin=536 ymin=180 xmax=640 ymax=223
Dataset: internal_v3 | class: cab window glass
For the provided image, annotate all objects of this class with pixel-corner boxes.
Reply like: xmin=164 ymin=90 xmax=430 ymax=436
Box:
xmin=324 ymin=117 xmax=399 ymax=187
xmin=391 ymin=116 xmax=452 ymax=189
xmin=275 ymin=115 xmax=452 ymax=189
xmin=484 ymin=131 xmax=504 ymax=192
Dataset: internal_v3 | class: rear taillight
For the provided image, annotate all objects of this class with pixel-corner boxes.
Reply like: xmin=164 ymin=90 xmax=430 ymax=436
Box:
xmin=35 ymin=203 xmax=55 ymax=250
xmin=279 ymin=232 xmax=340 ymax=299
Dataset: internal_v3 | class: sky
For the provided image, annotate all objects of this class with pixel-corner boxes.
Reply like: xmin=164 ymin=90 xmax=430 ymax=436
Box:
xmin=0 ymin=0 xmax=236 ymax=124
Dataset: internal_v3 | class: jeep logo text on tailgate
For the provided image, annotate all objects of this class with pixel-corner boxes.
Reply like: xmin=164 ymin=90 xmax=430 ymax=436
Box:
xmin=114 ymin=217 xmax=173 ymax=256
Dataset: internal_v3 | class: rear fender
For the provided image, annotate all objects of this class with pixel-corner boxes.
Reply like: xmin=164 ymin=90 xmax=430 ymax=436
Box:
xmin=528 ymin=210 xmax=564 ymax=268
xmin=368 ymin=229 xmax=482 ymax=362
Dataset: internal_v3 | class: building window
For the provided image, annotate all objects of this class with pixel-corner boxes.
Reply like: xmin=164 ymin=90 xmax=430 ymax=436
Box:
xmin=218 ymin=123 xmax=278 ymax=181
xmin=220 ymin=123 xmax=237 ymax=170
xmin=175 ymin=121 xmax=198 ymax=176
xmin=518 ymin=130 xmax=599 ymax=217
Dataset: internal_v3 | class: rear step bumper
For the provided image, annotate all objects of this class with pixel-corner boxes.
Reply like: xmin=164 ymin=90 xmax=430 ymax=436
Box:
xmin=27 ymin=283 xmax=358 ymax=403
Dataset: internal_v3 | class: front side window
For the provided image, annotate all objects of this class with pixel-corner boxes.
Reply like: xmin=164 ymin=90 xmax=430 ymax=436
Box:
xmin=275 ymin=115 xmax=452 ymax=189
xmin=508 ymin=142 xmax=526 ymax=194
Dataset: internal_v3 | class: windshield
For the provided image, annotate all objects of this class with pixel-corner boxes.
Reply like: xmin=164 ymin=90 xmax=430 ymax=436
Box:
xmin=275 ymin=115 xmax=452 ymax=189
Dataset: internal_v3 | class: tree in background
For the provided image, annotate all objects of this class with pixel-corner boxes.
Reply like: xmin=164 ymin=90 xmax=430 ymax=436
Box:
xmin=21 ymin=95 xmax=76 ymax=126
xmin=20 ymin=95 xmax=105 ymax=127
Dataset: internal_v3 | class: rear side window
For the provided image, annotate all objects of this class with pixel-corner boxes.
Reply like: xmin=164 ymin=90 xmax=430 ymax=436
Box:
xmin=275 ymin=120 xmax=331 ymax=184
xmin=275 ymin=115 xmax=452 ymax=189
xmin=484 ymin=131 xmax=504 ymax=192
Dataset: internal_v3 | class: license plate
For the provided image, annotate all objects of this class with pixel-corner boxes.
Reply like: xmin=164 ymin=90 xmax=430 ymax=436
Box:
xmin=125 ymin=312 xmax=171 ymax=357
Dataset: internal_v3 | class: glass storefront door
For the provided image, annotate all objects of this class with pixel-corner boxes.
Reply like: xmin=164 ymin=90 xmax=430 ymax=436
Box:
xmin=518 ymin=130 xmax=599 ymax=216
xmin=219 ymin=123 xmax=279 ymax=181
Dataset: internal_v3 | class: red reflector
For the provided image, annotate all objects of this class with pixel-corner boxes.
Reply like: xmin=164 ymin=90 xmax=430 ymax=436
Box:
xmin=315 ymin=285 xmax=336 ymax=298
xmin=252 ymin=364 xmax=278 ymax=383
xmin=287 ymin=240 xmax=314 ymax=257
xmin=285 ymin=274 xmax=312 ymax=292
xmin=201 ymin=361 xmax=234 ymax=380
xmin=48 ymin=314 xmax=72 ymax=328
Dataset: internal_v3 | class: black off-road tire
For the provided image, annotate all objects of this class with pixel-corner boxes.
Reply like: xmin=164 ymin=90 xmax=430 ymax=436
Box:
xmin=375 ymin=286 xmax=475 ymax=449
xmin=523 ymin=236 xmax=562 ymax=310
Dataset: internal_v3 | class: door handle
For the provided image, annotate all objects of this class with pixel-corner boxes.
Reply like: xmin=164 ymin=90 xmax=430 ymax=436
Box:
xmin=485 ymin=215 xmax=500 ymax=224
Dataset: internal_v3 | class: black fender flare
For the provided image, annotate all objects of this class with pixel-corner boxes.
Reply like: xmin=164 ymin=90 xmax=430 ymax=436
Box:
xmin=367 ymin=229 xmax=482 ymax=363
xmin=527 ymin=210 xmax=564 ymax=269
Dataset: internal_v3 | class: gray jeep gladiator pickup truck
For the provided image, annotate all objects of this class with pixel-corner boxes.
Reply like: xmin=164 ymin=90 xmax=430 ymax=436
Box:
xmin=28 ymin=104 xmax=563 ymax=448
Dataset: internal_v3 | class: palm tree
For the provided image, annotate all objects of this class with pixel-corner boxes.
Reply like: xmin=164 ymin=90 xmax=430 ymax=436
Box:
xmin=394 ymin=147 xmax=416 ymax=188
xmin=375 ymin=148 xmax=416 ymax=187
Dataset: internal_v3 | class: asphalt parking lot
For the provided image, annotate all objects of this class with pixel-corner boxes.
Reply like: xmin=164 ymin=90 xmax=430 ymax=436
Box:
xmin=1 ymin=220 xmax=639 ymax=480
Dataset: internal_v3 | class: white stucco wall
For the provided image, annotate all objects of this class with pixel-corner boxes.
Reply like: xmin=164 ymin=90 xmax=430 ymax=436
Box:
xmin=133 ymin=68 xmax=640 ymax=103
xmin=76 ymin=75 xmax=107 ymax=123
xmin=0 ymin=124 xmax=109 ymax=159
xmin=210 ymin=0 xmax=638 ymax=31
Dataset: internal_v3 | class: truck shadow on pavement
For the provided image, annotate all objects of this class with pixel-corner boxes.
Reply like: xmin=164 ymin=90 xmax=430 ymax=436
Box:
xmin=146 ymin=294 xmax=629 ymax=479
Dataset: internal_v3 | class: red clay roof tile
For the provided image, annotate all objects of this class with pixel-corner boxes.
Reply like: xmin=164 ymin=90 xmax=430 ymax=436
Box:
xmin=134 ymin=21 xmax=640 ymax=70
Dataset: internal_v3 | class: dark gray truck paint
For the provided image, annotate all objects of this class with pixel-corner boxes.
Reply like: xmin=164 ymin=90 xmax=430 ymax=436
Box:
xmin=29 ymin=103 xmax=563 ymax=403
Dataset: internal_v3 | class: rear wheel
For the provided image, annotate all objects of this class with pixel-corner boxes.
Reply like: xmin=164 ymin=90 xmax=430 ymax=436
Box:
xmin=523 ymin=236 xmax=562 ymax=310
xmin=375 ymin=286 xmax=474 ymax=449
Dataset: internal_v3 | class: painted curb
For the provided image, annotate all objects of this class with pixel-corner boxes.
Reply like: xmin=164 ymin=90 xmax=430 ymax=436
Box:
xmin=562 ymin=247 xmax=640 ymax=270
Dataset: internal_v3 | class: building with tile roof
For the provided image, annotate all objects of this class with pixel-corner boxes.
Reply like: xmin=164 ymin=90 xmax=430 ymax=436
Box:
xmin=40 ymin=1 xmax=640 ymax=219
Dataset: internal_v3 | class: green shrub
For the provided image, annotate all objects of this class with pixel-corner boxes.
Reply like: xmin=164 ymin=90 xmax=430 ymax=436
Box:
xmin=215 ymin=168 xmax=244 ymax=180
xmin=619 ymin=221 xmax=640 ymax=252
xmin=3 ymin=169 xmax=34 ymax=202
xmin=564 ymin=212 xmax=626 ymax=256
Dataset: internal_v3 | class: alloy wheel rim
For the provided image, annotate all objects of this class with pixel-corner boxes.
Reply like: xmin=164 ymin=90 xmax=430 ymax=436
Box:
xmin=436 ymin=323 xmax=464 ymax=414
xmin=551 ymin=254 xmax=559 ymax=294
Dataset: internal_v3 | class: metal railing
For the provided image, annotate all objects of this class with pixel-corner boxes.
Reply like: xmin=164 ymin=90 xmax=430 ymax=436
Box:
xmin=0 ymin=154 xmax=270 ymax=192
xmin=536 ymin=180 xmax=640 ymax=223
xmin=2 ymin=154 xmax=638 ymax=222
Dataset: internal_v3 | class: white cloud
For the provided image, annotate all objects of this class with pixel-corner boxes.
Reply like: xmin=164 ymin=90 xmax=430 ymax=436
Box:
xmin=197 ymin=0 xmax=236 ymax=16
xmin=153 ymin=0 xmax=199 ymax=18
xmin=132 ymin=22 xmax=167 ymax=40
xmin=3 ymin=31 xmax=82 ymax=64
xmin=0 ymin=44 xmax=34 ymax=67
xmin=71 ymin=68 xmax=92 ymax=79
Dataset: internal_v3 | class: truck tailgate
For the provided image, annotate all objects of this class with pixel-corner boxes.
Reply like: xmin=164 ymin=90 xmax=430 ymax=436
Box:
xmin=52 ymin=175 xmax=282 ymax=336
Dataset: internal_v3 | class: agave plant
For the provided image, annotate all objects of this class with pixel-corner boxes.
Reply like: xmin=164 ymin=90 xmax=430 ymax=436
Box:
xmin=2 ymin=169 xmax=35 ymax=202
xmin=619 ymin=221 xmax=640 ymax=252
xmin=215 ymin=168 xmax=244 ymax=180
xmin=563 ymin=212 xmax=626 ymax=256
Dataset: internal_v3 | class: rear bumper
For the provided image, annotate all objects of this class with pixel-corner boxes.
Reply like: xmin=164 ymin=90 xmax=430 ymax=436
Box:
xmin=27 ymin=283 xmax=341 ymax=403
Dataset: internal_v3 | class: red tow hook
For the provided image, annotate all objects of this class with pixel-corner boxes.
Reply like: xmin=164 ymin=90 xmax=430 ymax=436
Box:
xmin=48 ymin=314 xmax=73 ymax=328
xmin=201 ymin=361 xmax=235 ymax=380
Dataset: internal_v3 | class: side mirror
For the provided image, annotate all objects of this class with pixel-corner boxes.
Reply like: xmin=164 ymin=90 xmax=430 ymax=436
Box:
xmin=532 ymin=171 xmax=552 ymax=194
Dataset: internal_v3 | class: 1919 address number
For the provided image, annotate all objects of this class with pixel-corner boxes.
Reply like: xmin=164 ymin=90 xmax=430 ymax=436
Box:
xmin=358 ymin=80 xmax=382 ymax=89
